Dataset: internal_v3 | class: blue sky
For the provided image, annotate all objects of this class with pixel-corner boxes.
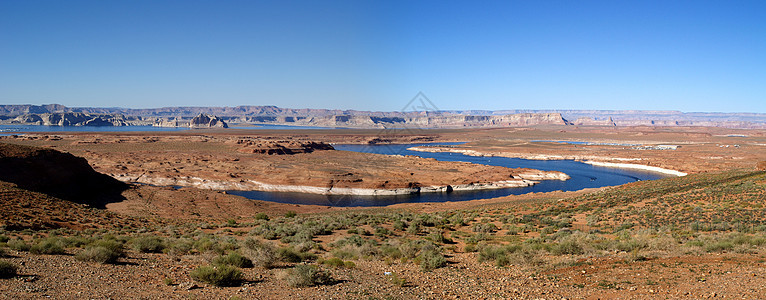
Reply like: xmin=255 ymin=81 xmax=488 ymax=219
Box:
xmin=1 ymin=0 xmax=764 ymax=113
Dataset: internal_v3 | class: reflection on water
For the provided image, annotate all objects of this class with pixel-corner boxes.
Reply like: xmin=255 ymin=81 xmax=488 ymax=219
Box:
xmin=228 ymin=143 xmax=670 ymax=207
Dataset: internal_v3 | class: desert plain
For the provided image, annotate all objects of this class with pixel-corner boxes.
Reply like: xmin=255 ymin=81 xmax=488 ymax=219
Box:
xmin=1 ymin=125 xmax=766 ymax=299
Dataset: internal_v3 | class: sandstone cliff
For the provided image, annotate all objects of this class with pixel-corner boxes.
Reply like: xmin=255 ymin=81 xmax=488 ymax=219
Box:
xmin=0 ymin=142 xmax=128 ymax=207
xmin=189 ymin=113 xmax=228 ymax=128
xmin=6 ymin=112 xmax=147 ymax=126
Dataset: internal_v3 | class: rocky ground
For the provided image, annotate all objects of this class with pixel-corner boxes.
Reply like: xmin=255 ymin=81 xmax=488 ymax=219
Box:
xmin=0 ymin=134 xmax=566 ymax=195
xmin=2 ymin=125 xmax=766 ymax=299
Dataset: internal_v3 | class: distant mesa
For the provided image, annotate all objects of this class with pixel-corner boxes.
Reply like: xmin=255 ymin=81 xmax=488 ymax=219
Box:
xmin=8 ymin=112 xmax=141 ymax=126
xmin=573 ymin=117 xmax=617 ymax=126
xmin=2 ymin=104 xmax=766 ymax=129
xmin=153 ymin=114 xmax=229 ymax=128
xmin=189 ymin=113 xmax=228 ymax=128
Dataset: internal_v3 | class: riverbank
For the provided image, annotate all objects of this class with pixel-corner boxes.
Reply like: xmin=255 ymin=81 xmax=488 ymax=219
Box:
xmin=583 ymin=161 xmax=688 ymax=176
xmin=408 ymin=146 xmax=687 ymax=177
xmin=114 ymin=173 xmax=569 ymax=196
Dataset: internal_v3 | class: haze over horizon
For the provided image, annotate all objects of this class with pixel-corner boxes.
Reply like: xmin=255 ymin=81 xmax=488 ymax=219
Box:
xmin=1 ymin=0 xmax=764 ymax=113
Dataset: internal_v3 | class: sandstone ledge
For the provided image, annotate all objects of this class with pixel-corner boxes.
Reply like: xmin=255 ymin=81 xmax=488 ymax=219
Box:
xmin=112 ymin=173 xmax=567 ymax=196
xmin=407 ymin=146 xmax=686 ymax=177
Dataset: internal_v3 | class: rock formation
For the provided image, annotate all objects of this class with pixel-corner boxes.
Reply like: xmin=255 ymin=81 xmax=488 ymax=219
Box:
xmin=234 ymin=139 xmax=334 ymax=154
xmin=189 ymin=113 xmax=228 ymax=128
xmin=572 ymin=117 xmax=616 ymax=126
xmin=7 ymin=112 xmax=144 ymax=126
xmin=0 ymin=143 xmax=128 ymax=207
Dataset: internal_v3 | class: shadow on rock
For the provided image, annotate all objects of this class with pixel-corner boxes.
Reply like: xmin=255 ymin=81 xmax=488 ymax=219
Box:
xmin=0 ymin=142 xmax=128 ymax=208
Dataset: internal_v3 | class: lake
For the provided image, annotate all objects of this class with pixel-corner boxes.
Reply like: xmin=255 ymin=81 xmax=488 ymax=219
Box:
xmin=227 ymin=143 xmax=670 ymax=207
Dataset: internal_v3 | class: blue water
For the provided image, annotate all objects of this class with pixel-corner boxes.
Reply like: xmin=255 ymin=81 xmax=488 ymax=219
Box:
xmin=228 ymin=143 xmax=669 ymax=207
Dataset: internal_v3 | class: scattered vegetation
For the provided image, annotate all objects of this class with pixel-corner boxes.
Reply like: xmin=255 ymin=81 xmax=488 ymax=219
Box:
xmin=280 ymin=264 xmax=333 ymax=287
xmin=30 ymin=237 xmax=66 ymax=255
xmin=213 ymin=252 xmax=254 ymax=268
xmin=0 ymin=260 xmax=18 ymax=278
xmin=190 ymin=265 xmax=243 ymax=286
xmin=131 ymin=236 xmax=165 ymax=253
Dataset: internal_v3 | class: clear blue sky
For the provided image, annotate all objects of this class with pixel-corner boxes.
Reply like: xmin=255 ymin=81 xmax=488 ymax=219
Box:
xmin=1 ymin=0 xmax=764 ymax=113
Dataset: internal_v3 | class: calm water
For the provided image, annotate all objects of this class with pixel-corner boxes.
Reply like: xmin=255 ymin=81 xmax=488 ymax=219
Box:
xmin=228 ymin=143 xmax=669 ymax=207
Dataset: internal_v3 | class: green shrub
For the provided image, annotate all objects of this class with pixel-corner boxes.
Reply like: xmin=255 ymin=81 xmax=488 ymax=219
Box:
xmin=278 ymin=247 xmax=316 ymax=263
xmin=472 ymin=223 xmax=498 ymax=233
xmin=7 ymin=240 xmax=30 ymax=252
xmin=213 ymin=252 xmax=253 ymax=268
xmin=704 ymin=241 xmax=734 ymax=252
xmin=417 ymin=249 xmax=447 ymax=271
xmin=241 ymin=238 xmax=277 ymax=268
xmin=0 ymin=235 xmax=9 ymax=243
xmin=132 ymin=236 xmax=165 ymax=253
xmin=386 ymin=272 xmax=406 ymax=287
xmin=285 ymin=211 xmax=297 ymax=218
xmin=551 ymin=240 xmax=584 ymax=255
xmin=320 ymin=257 xmax=355 ymax=268
xmin=164 ymin=238 xmax=194 ymax=255
xmin=393 ymin=220 xmax=406 ymax=231
xmin=254 ymin=212 xmax=270 ymax=221
xmin=190 ymin=265 xmax=243 ymax=286
xmin=75 ymin=246 xmax=122 ymax=264
xmin=282 ymin=265 xmax=333 ymax=287
xmin=30 ymin=238 xmax=66 ymax=255
xmin=0 ymin=260 xmax=18 ymax=278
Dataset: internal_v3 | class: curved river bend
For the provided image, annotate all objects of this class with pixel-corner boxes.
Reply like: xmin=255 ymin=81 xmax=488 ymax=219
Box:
xmin=228 ymin=143 xmax=670 ymax=207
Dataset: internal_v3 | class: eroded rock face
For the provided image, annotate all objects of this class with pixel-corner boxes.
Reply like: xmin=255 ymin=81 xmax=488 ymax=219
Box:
xmin=9 ymin=112 xmax=139 ymax=126
xmin=189 ymin=113 xmax=228 ymax=128
xmin=0 ymin=143 xmax=128 ymax=207
xmin=235 ymin=139 xmax=334 ymax=155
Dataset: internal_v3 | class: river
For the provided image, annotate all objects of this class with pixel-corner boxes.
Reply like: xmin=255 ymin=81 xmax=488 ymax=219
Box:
xmin=227 ymin=143 xmax=669 ymax=207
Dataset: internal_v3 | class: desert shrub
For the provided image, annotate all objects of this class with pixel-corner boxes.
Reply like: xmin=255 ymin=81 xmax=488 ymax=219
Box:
xmin=30 ymin=238 xmax=66 ymax=255
xmin=132 ymin=236 xmax=165 ymax=253
xmin=0 ymin=260 xmax=18 ymax=278
xmin=285 ymin=211 xmax=297 ymax=218
xmin=190 ymin=265 xmax=243 ymax=287
xmin=374 ymin=226 xmax=392 ymax=237
xmin=0 ymin=235 xmax=9 ymax=243
xmin=213 ymin=252 xmax=253 ymax=268
xmin=472 ymin=223 xmax=498 ymax=233
xmin=393 ymin=220 xmax=406 ymax=231
xmin=278 ymin=247 xmax=315 ymax=263
xmin=427 ymin=231 xmax=452 ymax=244
xmin=386 ymin=272 xmax=406 ymax=287
xmin=254 ymin=212 xmax=269 ymax=221
xmin=76 ymin=246 xmax=122 ymax=264
xmin=464 ymin=233 xmax=490 ymax=244
xmin=319 ymin=257 xmax=355 ymax=268
xmin=6 ymin=240 xmax=30 ymax=252
xmin=241 ymin=238 xmax=277 ymax=268
xmin=164 ymin=238 xmax=194 ymax=255
xmin=281 ymin=265 xmax=333 ymax=287
xmin=416 ymin=248 xmax=447 ymax=271
xmin=550 ymin=240 xmax=584 ymax=255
